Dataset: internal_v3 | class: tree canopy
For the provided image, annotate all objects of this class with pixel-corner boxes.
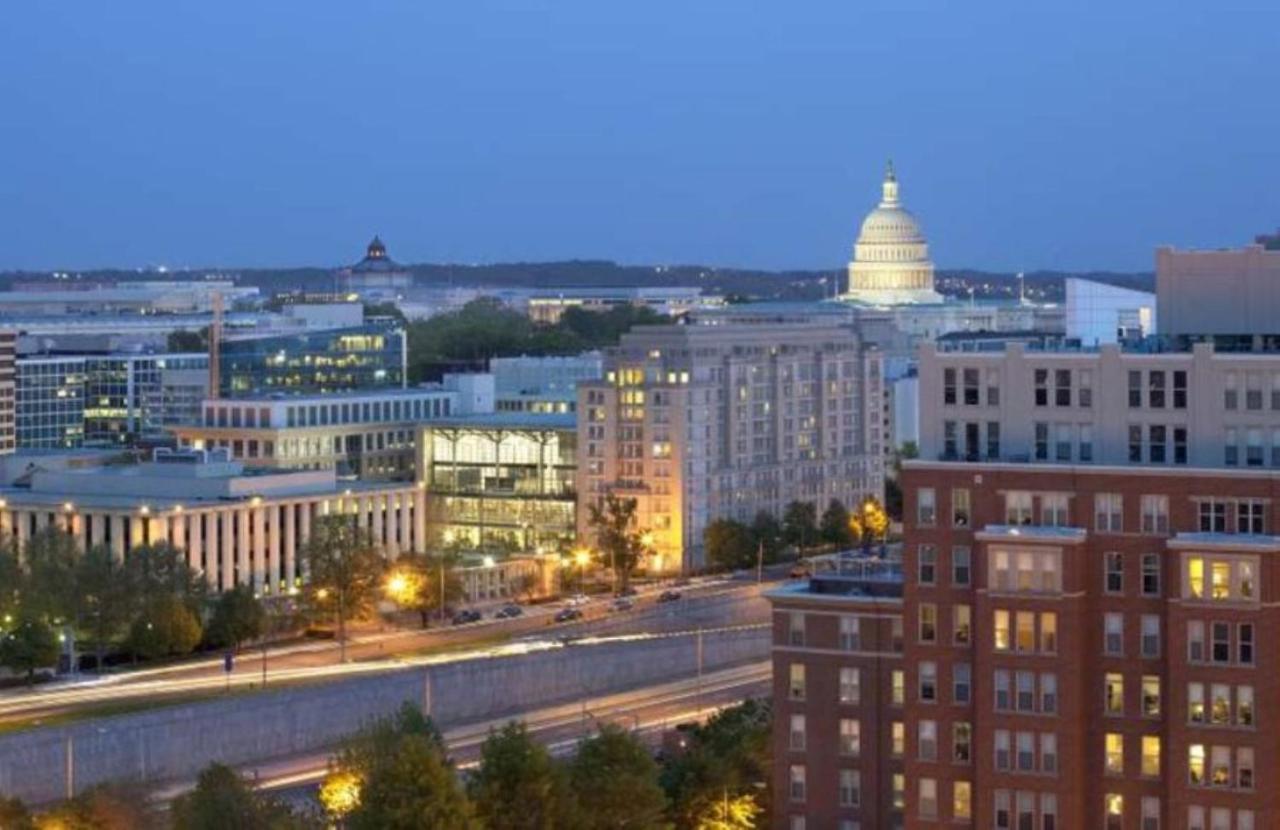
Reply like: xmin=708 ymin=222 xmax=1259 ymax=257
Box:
xmin=569 ymin=724 xmax=668 ymax=829
xmin=468 ymin=721 xmax=577 ymax=830
xmin=586 ymin=493 xmax=649 ymax=592
xmin=171 ymin=763 xmax=308 ymax=830
xmin=302 ymin=515 xmax=385 ymax=661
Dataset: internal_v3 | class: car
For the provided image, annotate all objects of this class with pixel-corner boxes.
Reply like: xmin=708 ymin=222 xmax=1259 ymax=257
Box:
xmin=657 ymin=589 xmax=682 ymax=603
xmin=554 ymin=607 xmax=584 ymax=623
xmin=451 ymin=609 xmax=482 ymax=625
xmin=789 ymin=564 xmax=811 ymax=579
xmin=493 ymin=604 xmax=523 ymax=619
xmin=565 ymin=593 xmax=591 ymax=607
xmin=610 ymin=597 xmax=634 ymax=612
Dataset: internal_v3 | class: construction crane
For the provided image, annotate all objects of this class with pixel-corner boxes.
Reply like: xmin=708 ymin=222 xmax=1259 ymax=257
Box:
xmin=208 ymin=290 xmax=222 ymax=400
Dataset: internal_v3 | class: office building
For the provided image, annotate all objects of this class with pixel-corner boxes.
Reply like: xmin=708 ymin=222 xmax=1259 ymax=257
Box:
xmin=219 ymin=324 xmax=406 ymax=396
xmin=491 ymin=353 xmax=602 ymax=414
xmin=1065 ymin=277 xmax=1156 ymax=347
xmin=577 ymin=321 xmax=884 ymax=573
xmin=526 ymin=286 xmax=722 ymax=325
xmin=417 ymin=412 xmax=577 ymax=552
xmin=172 ymin=376 xmax=493 ymax=480
xmin=0 ymin=331 xmax=14 ymax=456
xmin=0 ymin=448 xmax=426 ymax=594
xmin=768 ymin=556 xmax=906 ymax=830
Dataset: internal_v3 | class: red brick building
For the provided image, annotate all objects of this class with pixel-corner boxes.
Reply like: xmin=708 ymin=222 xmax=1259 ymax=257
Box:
xmin=900 ymin=461 xmax=1274 ymax=830
xmin=768 ymin=558 xmax=906 ymax=830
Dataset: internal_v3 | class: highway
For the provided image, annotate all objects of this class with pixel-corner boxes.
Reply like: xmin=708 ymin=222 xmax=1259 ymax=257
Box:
xmin=150 ymin=659 xmax=772 ymax=806
xmin=0 ymin=577 xmax=770 ymax=728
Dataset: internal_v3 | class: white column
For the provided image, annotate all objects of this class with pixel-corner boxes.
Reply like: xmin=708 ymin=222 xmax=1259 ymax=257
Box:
xmin=356 ymin=496 xmax=369 ymax=532
xmin=90 ymin=514 xmax=105 ymax=552
xmin=283 ymin=502 xmax=297 ymax=589
xmin=268 ymin=504 xmax=282 ymax=594
xmin=110 ymin=515 xmax=126 ymax=562
xmin=220 ymin=510 xmax=235 ymax=589
xmin=371 ymin=494 xmax=385 ymax=554
xmin=399 ymin=491 xmax=413 ymax=554
xmin=0 ymin=508 xmax=11 ymax=545
xmin=413 ymin=488 xmax=427 ymax=553
xmin=129 ymin=515 xmax=145 ymax=553
xmin=237 ymin=508 xmax=251 ymax=590
xmin=69 ymin=514 xmax=85 ymax=551
xmin=252 ymin=505 xmax=267 ymax=594
xmin=188 ymin=513 xmax=208 ymax=586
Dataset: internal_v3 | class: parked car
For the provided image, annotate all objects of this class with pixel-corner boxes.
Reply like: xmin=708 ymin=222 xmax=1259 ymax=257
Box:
xmin=565 ymin=593 xmax=591 ymax=607
xmin=452 ymin=609 xmax=482 ymax=625
xmin=494 ymin=604 xmax=524 ymax=619
xmin=610 ymin=597 xmax=634 ymax=612
xmin=657 ymin=589 xmax=682 ymax=603
xmin=554 ymin=607 xmax=584 ymax=623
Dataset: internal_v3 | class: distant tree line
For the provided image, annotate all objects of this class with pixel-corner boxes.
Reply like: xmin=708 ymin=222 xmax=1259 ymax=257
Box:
xmin=703 ymin=496 xmax=889 ymax=571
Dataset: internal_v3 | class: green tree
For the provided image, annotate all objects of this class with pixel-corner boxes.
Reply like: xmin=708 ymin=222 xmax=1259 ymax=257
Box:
xmin=303 ymin=515 xmax=385 ymax=661
xmin=125 ymin=543 xmax=207 ymax=613
xmin=781 ymin=501 xmax=817 ymax=554
xmin=166 ymin=328 xmax=208 ymax=353
xmin=389 ymin=553 xmax=465 ymax=628
xmin=703 ymin=519 xmax=756 ymax=572
xmin=205 ymin=585 xmax=266 ymax=652
xmin=749 ymin=511 xmax=783 ymax=565
xmin=660 ymin=699 xmax=771 ymax=827
xmin=126 ymin=595 xmax=203 ymax=661
xmin=76 ymin=545 xmax=135 ymax=672
xmin=171 ymin=763 xmax=308 ymax=830
xmin=0 ymin=536 xmax=22 ymax=624
xmin=468 ymin=721 xmax=577 ymax=830
xmin=819 ymin=499 xmax=854 ymax=548
xmin=569 ymin=724 xmax=667 ymax=829
xmin=586 ymin=493 xmax=649 ymax=592
xmin=0 ymin=796 xmax=33 ymax=830
xmin=22 ymin=528 xmax=80 ymax=624
xmin=0 ymin=615 xmax=59 ymax=684
xmin=36 ymin=782 xmax=156 ymax=829
xmin=690 ymin=793 xmax=761 ymax=830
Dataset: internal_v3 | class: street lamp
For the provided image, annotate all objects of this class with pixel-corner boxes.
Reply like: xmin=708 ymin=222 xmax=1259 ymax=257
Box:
xmin=573 ymin=548 xmax=591 ymax=593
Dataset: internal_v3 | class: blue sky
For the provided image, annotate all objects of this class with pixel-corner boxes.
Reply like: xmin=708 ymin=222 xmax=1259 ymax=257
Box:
xmin=1 ymin=2 xmax=1276 ymax=272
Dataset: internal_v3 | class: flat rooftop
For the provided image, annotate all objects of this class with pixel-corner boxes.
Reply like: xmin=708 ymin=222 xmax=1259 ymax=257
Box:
xmin=421 ymin=412 xmax=577 ymax=430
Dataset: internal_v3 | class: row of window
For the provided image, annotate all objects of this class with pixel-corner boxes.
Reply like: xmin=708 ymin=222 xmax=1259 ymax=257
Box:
xmin=994 ymin=729 xmax=1060 ymax=775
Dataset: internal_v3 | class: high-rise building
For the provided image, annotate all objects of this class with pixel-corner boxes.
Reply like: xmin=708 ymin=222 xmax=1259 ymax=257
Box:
xmin=219 ymin=324 xmax=406 ymax=397
xmin=577 ymin=321 xmax=884 ymax=573
xmin=0 ymin=330 xmax=15 ymax=456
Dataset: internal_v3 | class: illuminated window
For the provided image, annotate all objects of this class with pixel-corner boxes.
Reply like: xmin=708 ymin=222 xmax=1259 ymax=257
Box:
xmin=1141 ymin=736 xmax=1161 ymax=777
xmin=1188 ymin=744 xmax=1205 ymax=785
xmin=1105 ymin=733 xmax=1124 ymax=774
xmin=952 ymin=781 xmax=971 ymax=820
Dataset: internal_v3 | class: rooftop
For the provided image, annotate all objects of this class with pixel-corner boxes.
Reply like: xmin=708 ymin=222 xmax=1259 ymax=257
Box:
xmin=421 ymin=412 xmax=576 ymax=431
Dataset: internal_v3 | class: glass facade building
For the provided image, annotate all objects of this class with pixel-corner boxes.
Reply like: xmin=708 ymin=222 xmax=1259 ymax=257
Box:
xmin=219 ymin=324 xmax=406 ymax=397
xmin=16 ymin=357 xmax=87 ymax=449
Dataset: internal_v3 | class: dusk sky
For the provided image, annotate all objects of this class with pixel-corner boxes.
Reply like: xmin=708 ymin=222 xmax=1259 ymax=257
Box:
xmin=1 ymin=2 xmax=1276 ymax=273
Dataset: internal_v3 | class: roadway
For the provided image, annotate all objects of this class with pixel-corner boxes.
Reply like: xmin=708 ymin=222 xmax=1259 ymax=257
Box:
xmin=0 ymin=576 xmax=771 ymax=728
xmin=150 ymin=659 xmax=773 ymax=806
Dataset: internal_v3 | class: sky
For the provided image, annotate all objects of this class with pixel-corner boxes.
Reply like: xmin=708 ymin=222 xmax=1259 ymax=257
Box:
xmin=0 ymin=2 xmax=1277 ymax=274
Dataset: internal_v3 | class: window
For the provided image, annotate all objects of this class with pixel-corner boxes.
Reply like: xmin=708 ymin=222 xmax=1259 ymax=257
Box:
xmin=1148 ymin=371 xmax=1165 ymax=408
xmin=1237 ymin=501 xmax=1265 ymax=534
xmin=918 ymin=778 xmax=937 ymax=819
xmin=1187 ymin=621 xmax=1205 ymax=661
xmin=789 ymin=714 xmax=806 ymax=750
xmin=1239 ymin=623 xmax=1254 ymax=664
xmin=1226 ymin=427 xmax=1239 ymax=466
xmin=1105 ymin=794 xmax=1123 ymax=830
xmin=1105 ymin=552 xmax=1124 ymax=594
xmin=919 ymin=662 xmax=937 ymax=702
xmin=1104 ymin=672 xmax=1124 ymax=715
xmin=944 ymin=368 xmax=957 ymax=405
xmin=1104 ymin=613 xmax=1124 ymax=655
xmin=891 ymin=722 xmax=905 ymax=757
xmin=788 ymin=612 xmax=805 ymax=646
xmin=953 ymin=604 xmax=971 ymax=645
xmin=919 ymin=604 xmax=937 ymax=643
xmin=1016 ymin=731 xmax=1034 ymax=771
xmin=1140 ymin=495 xmax=1169 ymax=534
xmin=1225 ymin=372 xmax=1239 ymax=409
xmin=1080 ymin=423 xmax=1094 ymax=462
xmin=953 ymin=662 xmax=971 ymax=704
xmin=953 ymin=721 xmax=972 ymax=762
xmin=986 ymin=421 xmax=1002 ymax=459
xmin=1141 ymin=675 xmax=1161 ymax=717
xmin=788 ymin=764 xmax=806 ymax=802
xmin=1042 ymin=794 xmax=1058 ymax=830
xmin=995 ymin=791 xmax=1011 ymax=830
xmin=918 ymin=719 xmax=937 ymax=760
xmin=1004 ymin=491 xmax=1033 ymax=525
xmin=1210 ymin=745 xmax=1230 ymax=787
xmin=1016 ymin=671 xmax=1035 ymax=712
xmin=1041 ymin=492 xmax=1069 ymax=525
xmin=1174 ymin=370 xmax=1188 ymax=408
xmin=1238 ymin=746 xmax=1254 ymax=789
xmin=1209 ymin=683 xmax=1229 ymax=724
xmin=1105 ymin=733 xmax=1124 ymax=775
xmin=1034 ymin=421 xmax=1049 ymax=460
xmin=1141 ymin=736 xmax=1160 ymax=777
xmin=891 ymin=774 xmax=904 ymax=811
xmin=1211 ymin=621 xmax=1229 ymax=663
xmin=918 ymin=546 xmax=936 ymax=585
xmin=1040 ymin=732 xmax=1058 ymax=774
xmin=838 ymin=769 xmax=860 ymax=808
xmin=1188 ymin=806 xmax=1205 ymax=830
xmin=1188 ymin=743 xmax=1205 ymax=785
xmin=789 ymin=663 xmax=806 ymax=700
xmin=1034 ymin=369 xmax=1048 ymax=406
xmin=994 ymin=610 xmax=1011 ymax=651
xmin=1174 ymin=426 xmax=1188 ymax=463
xmin=839 ymin=667 xmax=860 ymax=704
xmin=1188 ymin=683 xmax=1205 ymax=723
xmin=1129 ymin=424 xmax=1143 ymax=462
xmin=952 ymin=488 xmax=970 ymax=527
xmin=1141 ymin=553 xmax=1161 ymax=596
xmin=839 ymin=718 xmax=860 ymax=756
xmin=994 ymin=730 xmax=1010 ymax=771
xmin=994 ymin=669 xmax=1011 ymax=711
xmin=839 ymin=615 xmax=859 ymax=651
xmin=952 ymin=546 xmax=971 ymax=586
xmin=1141 ymin=614 xmax=1160 ymax=658
xmin=891 ymin=670 xmax=904 ymax=705
xmin=1128 ymin=370 xmax=1142 ymax=407
xmin=917 ymin=488 xmax=936 ymax=526
xmin=1095 ymin=493 xmax=1122 ymax=532
xmin=953 ymin=781 xmax=971 ymax=820
xmin=1141 ymin=798 xmax=1160 ymax=830
xmin=1040 ymin=672 xmax=1058 ymax=713
xmin=1040 ymin=612 xmax=1057 ymax=653
xmin=1015 ymin=611 xmax=1035 ymax=652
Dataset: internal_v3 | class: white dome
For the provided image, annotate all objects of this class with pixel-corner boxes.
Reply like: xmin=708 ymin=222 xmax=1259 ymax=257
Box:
xmin=841 ymin=162 xmax=942 ymax=305
xmin=858 ymin=204 xmax=924 ymax=245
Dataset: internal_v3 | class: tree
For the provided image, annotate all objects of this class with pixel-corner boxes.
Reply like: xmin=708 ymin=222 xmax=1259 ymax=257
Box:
xmin=569 ymin=724 xmax=667 ymax=829
xmin=76 ymin=545 xmax=135 ymax=672
xmin=22 ymin=528 xmax=80 ymax=624
xmin=171 ymin=763 xmax=307 ymax=830
xmin=0 ymin=615 xmax=59 ymax=684
xmin=205 ymin=585 xmax=266 ymax=652
xmin=703 ymin=519 xmax=755 ymax=572
xmin=586 ymin=493 xmax=650 ymax=592
xmin=468 ymin=722 xmax=577 ymax=830
xmin=0 ymin=796 xmax=32 ymax=830
xmin=166 ymin=328 xmax=208 ymax=353
xmin=303 ymin=515 xmax=385 ymax=661
xmin=660 ymin=699 xmax=771 ymax=827
xmin=126 ymin=595 xmax=203 ymax=661
xmin=387 ymin=553 xmax=464 ymax=628
xmin=849 ymin=496 xmax=890 ymax=555
xmin=37 ymin=782 xmax=159 ymax=829
xmin=781 ymin=501 xmax=817 ymax=554
xmin=691 ymin=793 xmax=761 ymax=830
xmin=0 ymin=536 xmax=22 ymax=624
xmin=819 ymin=499 xmax=854 ymax=548
xmin=749 ymin=512 xmax=783 ymax=565
xmin=125 ymin=543 xmax=207 ymax=613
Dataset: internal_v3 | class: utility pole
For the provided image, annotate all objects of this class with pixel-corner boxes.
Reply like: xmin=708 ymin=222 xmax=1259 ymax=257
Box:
xmin=756 ymin=540 xmax=764 ymax=584
xmin=696 ymin=626 xmax=704 ymax=719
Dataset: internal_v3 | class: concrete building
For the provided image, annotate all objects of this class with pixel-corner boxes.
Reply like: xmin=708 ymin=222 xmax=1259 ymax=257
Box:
xmin=491 ymin=352 xmax=602 ymax=414
xmin=417 ymin=412 xmax=577 ymax=553
xmin=577 ymin=322 xmax=885 ymax=573
xmin=0 ymin=448 xmax=426 ymax=594
xmin=1065 ymin=277 xmax=1156 ymax=346
xmin=0 ymin=331 xmax=14 ymax=456
xmin=526 ymin=286 xmax=723 ymax=325
xmin=768 ymin=556 xmax=907 ymax=830
xmin=172 ymin=376 xmax=494 ymax=480
xmin=1157 ymin=242 xmax=1280 ymax=342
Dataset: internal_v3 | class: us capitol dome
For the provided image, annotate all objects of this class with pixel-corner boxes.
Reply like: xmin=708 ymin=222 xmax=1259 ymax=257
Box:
xmin=841 ymin=161 xmax=943 ymax=305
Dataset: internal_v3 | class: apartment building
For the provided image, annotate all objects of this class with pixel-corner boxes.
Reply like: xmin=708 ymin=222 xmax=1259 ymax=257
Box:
xmin=577 ymin=321 xmax=884 ymax=573
xmin=768 ymin=557 xmax=906 ymax=830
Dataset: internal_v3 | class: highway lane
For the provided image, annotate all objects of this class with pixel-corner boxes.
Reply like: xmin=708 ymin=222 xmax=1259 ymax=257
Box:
xmin=0 ymin=577 xmax=768 ymax=727
xmin=149 ymin=659 xmax=772 ymax=805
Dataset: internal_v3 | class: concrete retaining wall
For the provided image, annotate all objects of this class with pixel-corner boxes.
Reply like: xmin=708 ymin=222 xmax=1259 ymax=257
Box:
xmin=0 ymin=625 xmax=769 ymax=805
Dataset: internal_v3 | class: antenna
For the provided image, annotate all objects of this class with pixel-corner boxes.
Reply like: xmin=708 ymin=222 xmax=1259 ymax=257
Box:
xmin=208 ymin=291 xmax=223 ymax=400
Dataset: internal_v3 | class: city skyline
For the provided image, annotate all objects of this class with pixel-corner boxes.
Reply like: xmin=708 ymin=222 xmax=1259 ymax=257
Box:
xmin=1 ymin=2 xmax=1277 ymax=273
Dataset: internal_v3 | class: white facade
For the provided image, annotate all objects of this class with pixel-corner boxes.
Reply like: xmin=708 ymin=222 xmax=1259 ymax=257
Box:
xmin=841 ymin=162 xmax=943 ymax=306
xmin=1064 ymin=277 xmax=1155 ymax=346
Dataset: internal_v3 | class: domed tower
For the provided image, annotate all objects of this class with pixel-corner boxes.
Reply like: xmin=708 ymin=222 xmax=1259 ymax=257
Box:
xmin=842 ymin=161 xmax=942 ymax=305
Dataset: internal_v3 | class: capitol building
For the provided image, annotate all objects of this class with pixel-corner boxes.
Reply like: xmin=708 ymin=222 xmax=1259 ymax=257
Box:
xmin=841 ymin=162 xmax=943 ymax=305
